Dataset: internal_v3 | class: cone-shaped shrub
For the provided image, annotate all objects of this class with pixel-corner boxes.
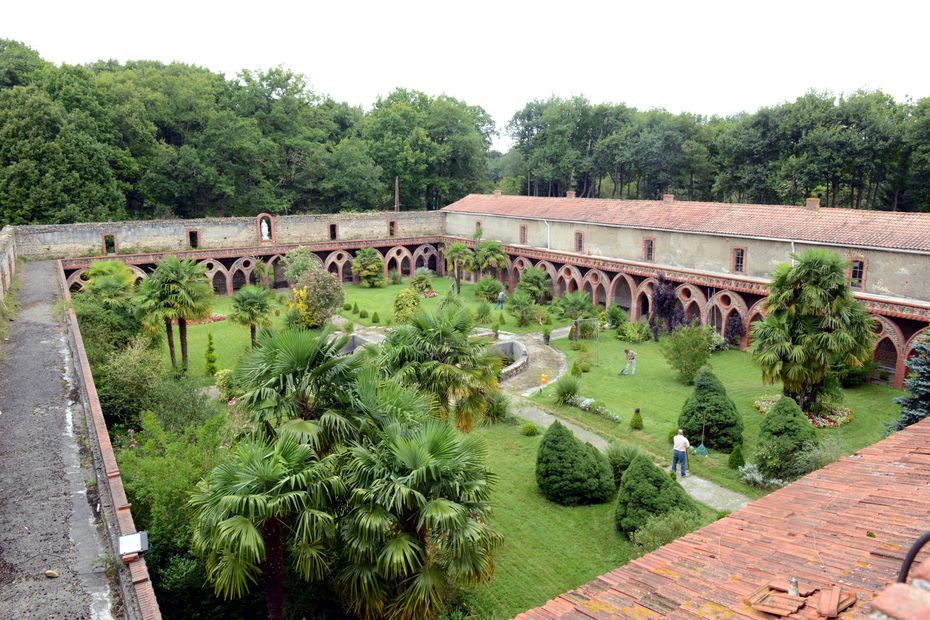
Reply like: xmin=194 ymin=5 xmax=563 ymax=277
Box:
xmin=371 ymin=311 xmax=380 ymax=324
xmin=727 ymin=445 xmax=745 ymax=469
xmin=677 ymin=367 xmax=743 ymax=451
xmin=615 ymin=454 xmax=697 ymax=537
xmin=629 ymin=410 xmax=644 ymax=430
xmin=755 ymin=396 xmax=818 ymax=479
xmin=536 ymin=421 xmax=614 ymax=506
xmin=352 ymin=301 xmax=359 ymax=314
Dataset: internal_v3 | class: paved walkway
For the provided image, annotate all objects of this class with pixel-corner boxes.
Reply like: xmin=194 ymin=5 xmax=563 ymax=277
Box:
xmin=499 ymin=329 xmax=751 ymax=513
xmin=0 ymin=261 xmax=113 ymax=618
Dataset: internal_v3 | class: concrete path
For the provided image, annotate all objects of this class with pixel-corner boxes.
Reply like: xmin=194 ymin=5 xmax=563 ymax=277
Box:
xmin=499 ymin=328 xmax=751 ymax=513
xmin=0 ymin=261 xmax=113 ymax=618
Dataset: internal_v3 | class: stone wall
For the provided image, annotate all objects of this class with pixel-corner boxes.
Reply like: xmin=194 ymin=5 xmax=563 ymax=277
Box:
xmin=445 ymin=212 xmax=930 ymax=303
xmin=0 ymin=226 xmax=16 ymax=302
xmin=12 ymin=211 xmax=444 ymax=258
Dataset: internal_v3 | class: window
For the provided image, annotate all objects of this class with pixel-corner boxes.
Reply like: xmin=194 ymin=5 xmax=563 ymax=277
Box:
xmin=732 ymin=247 xmax=745 ymax=273
xmin=519 ymin=225 xmax=527 ymax=244
xmin=850 ymin=259 xmax=865 ymax=288
xmin=188 ymin=230 xmax=199 ymax=249
xmin=475 ymin=221 xmax=482 ymax=235
xmin=574 ymin=231 xmax=584 ymax=253
xmin=329 ymin=224 xmax=338 ymax=240
xmin=103 ymin=234 xmax=116 ymax=255
xmin=388 ymin=221 xmax=396 ymax=237
xmin=643 ymin=238 xmax=654 ymax=262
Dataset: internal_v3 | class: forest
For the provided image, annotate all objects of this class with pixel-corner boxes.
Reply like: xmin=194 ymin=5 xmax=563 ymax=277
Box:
xmin=1 ymin=38 xmax=929 ymax=227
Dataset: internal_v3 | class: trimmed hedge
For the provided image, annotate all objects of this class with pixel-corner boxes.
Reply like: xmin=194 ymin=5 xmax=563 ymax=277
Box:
xmin=677 ymin=367 xmax=743 ymax=451
xmin=536 ymin=422 xmax=615 ymax=506
xmin=614 ymin=454 xmax=697 ymax=537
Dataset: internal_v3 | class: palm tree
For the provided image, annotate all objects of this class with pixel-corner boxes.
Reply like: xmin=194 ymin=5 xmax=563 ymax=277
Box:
xmin=83 ymin=260 xmax=136 ymax=302
xmin=339 ymin=420 xmax=502 ymax=620
xmin=190 ymin=433 xmax=342 ymax=620
xmin=444 ymin=242 xmax=473 ymax=295
xmin=231 ymin=284 xmax=274 ymax=348
xmin=379 ymin=306 xmax=502 ymax=432
xmin=752 ymin=249 xmax=875 ymax=411
xmin=135 ymin=256 xmax=214 ymax=370
xmin=555 ymin=290 xmax=594 ymax=340
xmin=474 ymin=240 xmax=508 ymax=280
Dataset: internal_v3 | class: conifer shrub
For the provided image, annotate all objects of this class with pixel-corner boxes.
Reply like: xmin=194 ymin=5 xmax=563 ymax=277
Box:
xmin=352 ymin=302 xmax=359 ymax=314
xmin=359 ymin=309 xmax=369 ymax=319
xmin=631 ymin=509 xmax=704 ymax=554
xmin=343 ymin=302 xmax=352 ymax=311
xmin=755 ymin=396 xmax=818 ymax=479
xmin=677 ymin=367 xmax=743 ymax=451
xmin=629 ymin=409 xmax=644 ymax=430
xmin=521 ymin=422 xmax=541 ymax=436
xmin=371 ymin=311 xmax=380 ymax=324
xmin=535 ymin=422 xmax=615 ymax=506
xmin=728 ymin=445 xmax=745 ymax=469
xmin=614 ymin=454 xmax=697 ymax=537
xmin=204 ymin=333 xmax=217 ymax=376
xmin=606 ymin=443 xmax=640 ymax=487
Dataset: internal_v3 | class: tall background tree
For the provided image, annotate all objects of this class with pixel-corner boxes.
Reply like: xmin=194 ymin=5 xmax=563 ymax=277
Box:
xmin=894 ymin=337 xmax=930 ymax=430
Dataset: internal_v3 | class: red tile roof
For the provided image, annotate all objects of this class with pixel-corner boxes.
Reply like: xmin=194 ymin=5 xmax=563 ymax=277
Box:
xmin=516 ymin=418 xmax=930 ymax=619
xmin=441 ymin=195 xmax=930 ymax=252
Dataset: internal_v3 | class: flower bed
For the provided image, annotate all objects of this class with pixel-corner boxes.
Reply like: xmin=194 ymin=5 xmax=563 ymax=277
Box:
xmin=753 ymin=394 xmax=854 ymax=428
xmin=174 ymin=314 xmax=226 ymax=325
xmin=567 ymin=395 xmax=621 ymax=423
xmin=422 ymin=290 xmax=437 ymax=298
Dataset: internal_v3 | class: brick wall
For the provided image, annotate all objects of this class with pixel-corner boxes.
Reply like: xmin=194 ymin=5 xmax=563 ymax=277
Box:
xmin=0 ymin=226 xmax=16 ymax=303
xmin=12 ymin=211 xmax=444 ymax=258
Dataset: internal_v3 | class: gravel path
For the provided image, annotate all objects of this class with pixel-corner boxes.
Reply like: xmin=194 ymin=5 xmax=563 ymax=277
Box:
xmin=0 ymin=261 xmax=113 ymax=618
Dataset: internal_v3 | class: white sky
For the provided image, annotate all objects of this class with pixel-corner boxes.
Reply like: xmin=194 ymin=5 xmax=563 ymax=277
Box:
xmin=6 ymin=0 xmax=928 ymax=150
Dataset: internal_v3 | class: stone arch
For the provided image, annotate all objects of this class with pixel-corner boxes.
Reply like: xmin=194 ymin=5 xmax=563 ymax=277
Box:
xmin=384 ymin=245 xmax=414 ymax=277
xmin=556 ymin=264 xmax=583 ymax=296
xmin=905 ymin=327 xmax=930 ymax=361
xmin=230 ymin=256 xmax=257 ymax=292
xmin=323 ymin=250 xmax=354 ymax=283
xmin=412 ymin=244 xmax=441 ymax=274
xmin=744 ymin=299 xmax=768 ymax=345
xmin=674 ymin=283 xmax=708 ymax=310
xmin=608 ymin=273 xmax=636 ymax=312
xmin=512 ymin=256 xmax=534 ymax=274
xmin=632 ymin=278 xmax=658 ymax=322
xmin=873 ymin=337 xmax=900 ymax=385
xmin=126 ymin=264 xmax=147 ymax=285
xmin=198 ymin=260 xmax=232 ymax=295
xmin=706 ymin=290 xmax=749 ymax=331
xmin=870 ymin=315 xmax=908 ymax=387
xmin=581 ymin=269 xmax=610 ymax=306
xmin=266 ymin=254 xmax=287 ymax=288
xmin=66 ymin=269 xmax=90 ymax=292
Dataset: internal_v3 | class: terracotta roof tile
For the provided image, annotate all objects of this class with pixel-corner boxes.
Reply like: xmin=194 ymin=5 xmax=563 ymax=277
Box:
xmin=516 ymin=418 xmax=930 ymax=619
xmin=442 ymin=195 xmax=930 ymax=252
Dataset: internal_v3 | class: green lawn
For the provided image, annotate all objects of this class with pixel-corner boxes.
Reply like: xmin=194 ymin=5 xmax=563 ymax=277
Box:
xmin=531 ymin=336 xmax=903 ymax=499
xmin=339 ymin=276 xmax=570 ymax=334
xmin=470 ymin=424 xmax=632 ymax=618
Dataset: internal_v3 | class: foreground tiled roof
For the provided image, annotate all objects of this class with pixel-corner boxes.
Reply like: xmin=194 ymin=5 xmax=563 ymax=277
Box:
xmin=441 ymin=195 xmax=930 ymax=252
xmin=517 ymin=418 xmax=930 ymax=619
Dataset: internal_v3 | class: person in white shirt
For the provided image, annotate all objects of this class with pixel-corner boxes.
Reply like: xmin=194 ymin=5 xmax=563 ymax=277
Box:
xmin=672 ymin=429 xmax=689 ymax=477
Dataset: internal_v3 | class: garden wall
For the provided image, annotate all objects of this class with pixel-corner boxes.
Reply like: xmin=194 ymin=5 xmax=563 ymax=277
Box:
xmin=56 ymin=263 xmax=161 ymax=620
xmin=0 ymin=226 xmax=16 ymax=303
xmin=13 ymin=211 xmax=444 ymax=258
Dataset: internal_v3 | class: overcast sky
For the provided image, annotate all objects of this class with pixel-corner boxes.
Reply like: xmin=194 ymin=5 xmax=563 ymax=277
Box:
xmin=6 ymin=0 xmax=928 ymax=150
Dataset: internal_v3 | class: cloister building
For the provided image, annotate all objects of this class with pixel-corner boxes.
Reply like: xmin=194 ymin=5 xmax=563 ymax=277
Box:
xmin=2 ymin=192 xmax=928 ymax=388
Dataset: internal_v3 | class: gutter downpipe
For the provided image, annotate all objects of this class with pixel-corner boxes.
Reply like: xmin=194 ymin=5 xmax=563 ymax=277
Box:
xmin=791 ymin=241 xmax=796 ymax=265
xmin=544 ymin=220 xmax=551 ymax=249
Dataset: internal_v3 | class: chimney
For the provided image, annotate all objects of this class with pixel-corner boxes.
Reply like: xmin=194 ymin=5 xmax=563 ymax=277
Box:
xmin=565 ymin=190 xmax=576 ymax=198
xmin=662 ymin=194 xmax=674 ymax=203
xmin=805 ymin=197 xmax=820 ymax=210
xmin=493 ymin=189 xmax=502 ymax=197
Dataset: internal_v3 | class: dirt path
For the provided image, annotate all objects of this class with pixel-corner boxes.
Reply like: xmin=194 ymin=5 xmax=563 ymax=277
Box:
xmin=0 ymin=261 xmax=113 ymax=618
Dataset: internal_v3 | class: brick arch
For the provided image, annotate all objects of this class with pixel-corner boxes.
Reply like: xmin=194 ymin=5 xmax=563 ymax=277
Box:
xmin=512 ymin=256 xmax=534 ymax=273
xmin=556 ymin=264 xmax=583 ymax=296
xmin=608 ymin=273 xmax=636 ymax=311
xmin=126 ymin=264 xmax=147 ymax=284
xmin=870 ymin=315 xmax=908 ymax=387
xmin=632 ymin=277 xmax=658 ymax=322
xmin=65 ymin=269 xmax=90 ymax=292
xmin=744 ymin=298 xmax=768 ymax=345
xmin=265 ymin=254 xmax=288 ymax=288
xmin=384 ymin=245 xmax=414 ymax=277
xmin=581 ymin=269 xmax=610 ymax=306
xmin=534 ymin=260 xmax=559 ymax=297
xmin=198 ymin=259 xmax=232 ymax=295
xmin=323 ymin=250 xmax=354 ymax=283
xmin=905 ymin=327 xmax=930 ymax=359
xmin=675 ymin=284 xmax=707 ymax=326
xmin=412 ymin=244 xmax=441 ymax=274
xmin=229 ymin=256 xmax=259 ymax=291
xmin=706 ymin=290 xmax=749 ymax=329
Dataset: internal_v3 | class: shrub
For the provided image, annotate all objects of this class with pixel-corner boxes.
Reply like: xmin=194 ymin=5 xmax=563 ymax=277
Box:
xmin=288 ymin=265 xmax=344 ymax=328
xmin=344 ymin=321 xmax=354 ymax=333
xmin=705 ymin=327 xmax=729 ymax=352
xmin=727 ymin=445 xmax=745 ymax=469
xmin=410 ymin=273 xmax=433 ymax=293
xmin=352 ymin=302 xmax=359 ymax=314
xmin=351 ymin=247 xmax=386 ymax=288
xmin=607 ymin=304 xmax=627 ymax=327
xmin=542 ymin=326 xmax=552 ymax=343
xmin=536 ymin=422 xmax=614 ymax=506
xmin=521 ymin=422 xmax=541 ymax=436
xmin=214 ymin=368 xmax=242 ymax=402
xmin=630 ymin=509 xmax=704 ymax=554
xmin=725 ymin=312 xmax=746 ymax=346
xmin=371 ymin=311 xmax=380 ymax=324
xmin=440 ymin=291 xmax=463 ymax=310
xmin=617 ymin=321 xmax=651 ymax=343
xmin=415 ymin=267 xmax=434 ymax=278
xmin=606 ymin=443 xmax=640 ymax=487
xmin=483 ymin=391 xmax=512 ymax=424
xmin=475 ymin=275 xmax=504 ymax=301
xmin=755 ymin=396 xmax=818 ymax=479
xmin=660 ymin=325 xmax=712 ymax=384
xmin=281 ymin=247 xmax=319 ymax=282
xmin=388 ymin=269 xmax=402 ymax=285
xmin=553 ymin=376 xmax=579 ymax=405
xmin=577 ymin=320 xmax=596 ymax=340
xmin=629 ymin=409 xmax=644 ymax=430
xmin=393 ymin=287 xmax=421 ymax=324
xmin=677 ymin=368 xmax=743 ymax=451
xmin=498 ymin=311 xmax=506 ymax=326
xmin=204 ymin=333 xmax=217 ymax=376
xmin=515 ymin=267 xmax=552 ymax=303
xmin=738 ymin=463 xmax=784 ymax=489
xmin=833 ymin=357 xmax=876 ymax=388
xmin=150 ymin=376 xmax=219 ymax=432
xmin=474 ymin=301 xmax=492 ymax=324
xmin=571 ymin=362 xmax=583 ymax=378
xmin=506 ymin=290 xmax=536 ymax=327
xmin=491 ymin=322 xmax=500 ymax=339
xmin=95 ymin=337 xmax=163 ymax=427
xmin=614 ymin=454 xmax=697 ymax=537
xmin=359 ymin=309 xmax=369 ymax=319
xmin=342 ymin=302 xmax=352 ymax=311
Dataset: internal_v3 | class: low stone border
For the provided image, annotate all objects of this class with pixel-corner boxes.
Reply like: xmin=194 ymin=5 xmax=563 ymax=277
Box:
xmin=57 ymin=261 xmax=161 ymax=620
xmin=491 ymin=339 xmax=529 ymax=380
